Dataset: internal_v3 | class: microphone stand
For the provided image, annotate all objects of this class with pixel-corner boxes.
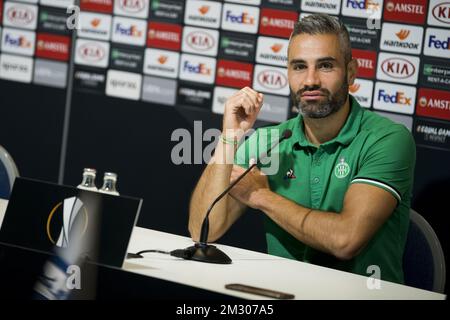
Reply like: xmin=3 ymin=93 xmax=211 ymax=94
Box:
xmin=183 ymin=130 xmax=292 ymax=264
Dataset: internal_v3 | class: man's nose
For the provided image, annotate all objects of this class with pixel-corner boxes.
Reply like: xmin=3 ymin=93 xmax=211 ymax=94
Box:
xmin=304 ymin=67 xmax=321 ymax=87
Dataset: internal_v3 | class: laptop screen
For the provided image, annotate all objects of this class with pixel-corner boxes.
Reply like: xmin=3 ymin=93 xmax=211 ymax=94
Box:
xmin=0 ymin=177 xmax=142 ymax=268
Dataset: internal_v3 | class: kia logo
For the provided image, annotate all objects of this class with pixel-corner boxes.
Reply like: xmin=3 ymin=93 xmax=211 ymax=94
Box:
xmin=381 ymin=58 xmax=415 ymax=79
xmin=79 ymin=43 xmax=105 ymax=62
xmin=257 ymin=70 xmax=287 ymax=90
xmin=186 ymin=31 xmax=215 ymax=51
xmin=7 ymin=6 xmax=34 ymax=26
xmin=432 ymin=2 xmax=450 ymax=24
xmin=119 ymin=0 xmax=146 ymax=13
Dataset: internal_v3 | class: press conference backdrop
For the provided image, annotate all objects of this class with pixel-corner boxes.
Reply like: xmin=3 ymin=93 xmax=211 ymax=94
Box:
xmin=0 ymin=0 xmax=449 ymax=293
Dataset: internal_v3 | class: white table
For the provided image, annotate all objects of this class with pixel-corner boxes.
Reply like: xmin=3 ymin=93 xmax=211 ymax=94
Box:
xmin=0 ymin=200 xmax=446 ymax=300
xmin=124 ymin=227 xmax=446 ymax=300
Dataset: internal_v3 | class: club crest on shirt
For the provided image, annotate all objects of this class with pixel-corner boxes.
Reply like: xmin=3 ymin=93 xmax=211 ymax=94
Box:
xmin=334 ymin=157 xmax=350 ymax=179
xmin=284 ymin=169 xmax=296 ymax=180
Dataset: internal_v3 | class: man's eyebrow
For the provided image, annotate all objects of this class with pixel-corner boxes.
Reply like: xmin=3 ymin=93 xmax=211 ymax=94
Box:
xmin=317 ymin=57 xmax=337 ymax=63
xmin=289 ymin=57 xmax=338 ymax=65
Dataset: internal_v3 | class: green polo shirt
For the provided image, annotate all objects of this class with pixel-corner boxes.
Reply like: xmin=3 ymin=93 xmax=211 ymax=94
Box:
xmin=235 ymin=95 xmax=416 ymax=284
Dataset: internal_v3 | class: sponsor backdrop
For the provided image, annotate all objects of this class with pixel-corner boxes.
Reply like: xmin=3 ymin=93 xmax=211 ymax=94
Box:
xmin=0 ymin=0 xmax=449 ymax=292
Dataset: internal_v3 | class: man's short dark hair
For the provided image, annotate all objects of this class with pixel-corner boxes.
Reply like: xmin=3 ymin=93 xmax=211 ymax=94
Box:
xmin=289 ymin=13 xmax=352 ymax=64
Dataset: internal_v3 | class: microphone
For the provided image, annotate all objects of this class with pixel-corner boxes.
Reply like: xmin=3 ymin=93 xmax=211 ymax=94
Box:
xmin=180 ymin=129 xmax=293 ymax=264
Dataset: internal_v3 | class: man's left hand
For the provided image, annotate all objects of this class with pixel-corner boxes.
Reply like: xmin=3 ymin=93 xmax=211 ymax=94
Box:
xmin=229 ymin=164 xmax=271 ymax=209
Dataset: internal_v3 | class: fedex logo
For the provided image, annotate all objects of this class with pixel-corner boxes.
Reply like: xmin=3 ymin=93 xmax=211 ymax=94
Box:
xmin=115 ymin=24 xmax=142 ymax=37
xmin=1 ymin=28 xmax=35 ymax=56
xmin=4 ymin=34 xmax=31 ymax=48
xmin=424 ymin=28 xmax=450 ymax=59
xmin=373 ymin=82 xmax=415 ymax=114
xmin=377 ymin=90 xmax=411 ymax=105
xmin=112 ymin=17 xmax=146 ymax=46
xmin=225 ymin=11 xmax=255 ymax=25
xmin=428 ymin=35 xmax=450 ymax=49
xmin=346 ymin=0 xmax=379 ymax=10
xmin=342 ymin=0 xmax=382 ymax=18
xmin=183 ymin=61 xmax=211 ymax=75
xmin=179 ymin=54 xmax=216 ymax=84
xmin=221 ymin=4 xmax=259 ymax=34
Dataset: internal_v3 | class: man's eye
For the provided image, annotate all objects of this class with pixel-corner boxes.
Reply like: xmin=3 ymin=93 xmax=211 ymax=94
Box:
xmin=319 ymin=63 xmax=333 ymax=70
xmin=293 ymin=64 xmax=306 ymax=70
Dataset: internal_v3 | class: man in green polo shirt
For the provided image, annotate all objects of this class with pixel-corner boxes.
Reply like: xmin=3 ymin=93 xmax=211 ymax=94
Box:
xmin=188 ymin=14 xmax=416 ymax=284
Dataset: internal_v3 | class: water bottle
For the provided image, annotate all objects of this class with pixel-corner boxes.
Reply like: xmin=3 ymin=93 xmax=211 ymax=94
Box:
xmin=77 ymin=168 xmax=98 ymax=191
xmin=99 ymin=172 xmax=119 ymax=196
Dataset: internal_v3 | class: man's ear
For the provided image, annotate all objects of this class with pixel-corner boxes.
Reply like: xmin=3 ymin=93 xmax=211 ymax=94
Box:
xmin=347 ymin=58 xmax=358 ymax=85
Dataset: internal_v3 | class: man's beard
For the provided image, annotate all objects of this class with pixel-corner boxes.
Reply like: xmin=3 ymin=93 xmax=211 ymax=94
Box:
xmin=292 ymin=78 xmax=349 ymax=119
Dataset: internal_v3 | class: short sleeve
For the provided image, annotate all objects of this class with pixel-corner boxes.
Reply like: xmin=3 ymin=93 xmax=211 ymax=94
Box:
xmin=350 ymin=127 xmax=416 ymax=203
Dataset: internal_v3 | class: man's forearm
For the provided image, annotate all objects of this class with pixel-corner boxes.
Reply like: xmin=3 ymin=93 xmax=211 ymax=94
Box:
xmin=254 ymin=189 xmax=353 ymax=259
xmin=188 ymin=141 xmax=236 ymax=241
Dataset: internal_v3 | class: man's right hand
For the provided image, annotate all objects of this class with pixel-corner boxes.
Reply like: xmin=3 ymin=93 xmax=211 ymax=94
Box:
xmin=223 ymin=87 xmax=264 ymax=138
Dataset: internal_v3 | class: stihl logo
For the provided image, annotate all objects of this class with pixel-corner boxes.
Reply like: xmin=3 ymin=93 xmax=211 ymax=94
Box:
xmin=271 ymin=44 xmax=283 ymax=53
xmin=396 ymin=29 xmax=410 ymax=40
xmin=349 ymin=83 xmax=360 ymax=93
